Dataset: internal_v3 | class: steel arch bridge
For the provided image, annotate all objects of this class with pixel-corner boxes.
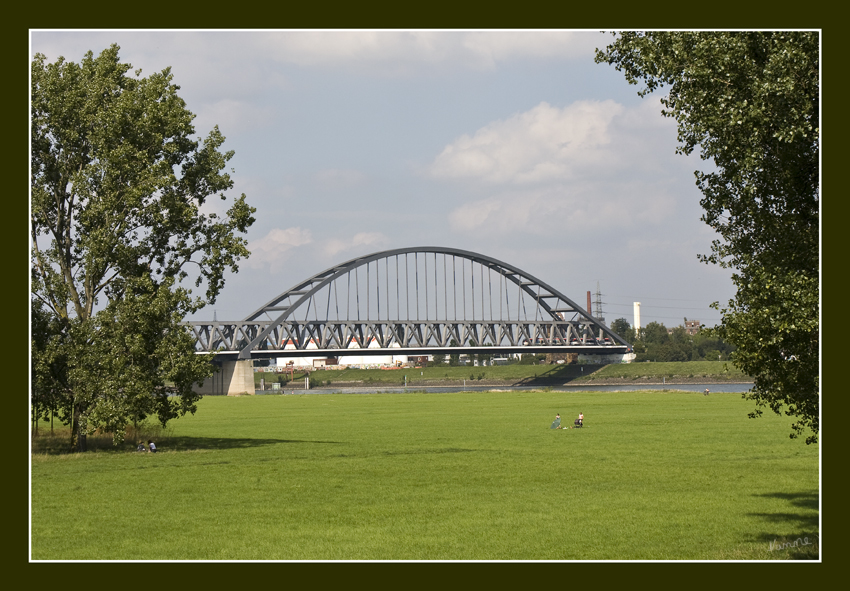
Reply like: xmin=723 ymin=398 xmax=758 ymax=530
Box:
xmin=186 ymin=246 xmax=631 ymax=360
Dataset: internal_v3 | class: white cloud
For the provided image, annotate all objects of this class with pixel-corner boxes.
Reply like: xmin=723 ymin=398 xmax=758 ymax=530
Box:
xmin=31 ymin=31 xmax=605 ymax=110
xmin=32 ymin=31 xmax=601 ymax=85
xmin=447 ymin=177 xmax=685 ymax=240
xmin=430 ymin=100 xmax=626 ymax=184
xmin=461 ymin=30 xmax=605 ymax=64
xmin=440 ymin=98 xmax=699 ymax=240
xmin=247 ymin=227 xmax=313 ymax=271
xmin=255 ymin=30 xmax=604 ymax=71
xmin=323 ymin=232 xmax=388 ymax=259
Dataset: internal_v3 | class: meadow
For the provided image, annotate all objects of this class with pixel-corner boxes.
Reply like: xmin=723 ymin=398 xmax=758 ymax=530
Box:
xmin=257 ymin=360 xmax=750 ymax=388
xmin=30 ymin=389 xmax=818 ymax=560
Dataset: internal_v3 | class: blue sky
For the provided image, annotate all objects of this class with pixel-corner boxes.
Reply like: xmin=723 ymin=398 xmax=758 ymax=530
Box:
xmin=31 ymin=30 xmax=736 ymax=329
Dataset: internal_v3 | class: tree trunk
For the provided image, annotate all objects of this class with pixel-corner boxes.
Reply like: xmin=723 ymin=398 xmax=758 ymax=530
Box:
xmin=69 ymin=419 xmax=77 ymax=452
xmin=70 ymin=406 xmax=88 ymax=453
xmin=70 ymin=411 xmax=78 ymax=452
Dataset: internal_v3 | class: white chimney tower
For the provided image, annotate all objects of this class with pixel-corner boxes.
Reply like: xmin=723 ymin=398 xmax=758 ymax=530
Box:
xmin=633 ymin=302 xmax=641 ymax=334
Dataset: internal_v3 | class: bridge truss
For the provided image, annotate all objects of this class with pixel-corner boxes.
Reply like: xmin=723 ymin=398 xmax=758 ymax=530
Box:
xmin=186 ymin=247 xmax=631 ymax=359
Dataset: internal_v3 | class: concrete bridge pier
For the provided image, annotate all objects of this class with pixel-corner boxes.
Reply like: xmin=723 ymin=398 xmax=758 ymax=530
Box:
xmin=195 ymin=359 xmax=255 ymax=396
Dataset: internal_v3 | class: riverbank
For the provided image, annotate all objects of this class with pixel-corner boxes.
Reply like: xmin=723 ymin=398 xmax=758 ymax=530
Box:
xmin=320 ymin=376 xmax=751 ymax=388
xmin=257 ymin=360 xmax=750 ymax=390
xmin=299 ymin=383 xmax=754 ymax=394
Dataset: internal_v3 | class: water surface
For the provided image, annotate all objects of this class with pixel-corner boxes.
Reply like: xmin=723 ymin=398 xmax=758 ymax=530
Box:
xmin=262 ymin=383 xmax=754 ymax=395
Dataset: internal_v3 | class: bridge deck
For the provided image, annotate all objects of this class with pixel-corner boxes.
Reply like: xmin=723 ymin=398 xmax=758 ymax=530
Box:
xmin=203 ymin=345 xmax=630 ymax=360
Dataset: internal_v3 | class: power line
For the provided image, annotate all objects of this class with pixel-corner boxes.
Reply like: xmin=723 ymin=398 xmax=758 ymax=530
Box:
xmin=630 ymin=314 xmax=720 ymax=323
xmin=606 ymin=294 xmax=725 ymax=303
xmin=606 ymin=311 xmax=722 ymax=323
xmin=606 ymin=302 xmax=717 ymax=311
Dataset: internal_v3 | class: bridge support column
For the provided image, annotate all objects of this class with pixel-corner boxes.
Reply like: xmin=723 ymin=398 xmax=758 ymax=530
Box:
xmin=195 ymin=359 xmax=255 ymax=396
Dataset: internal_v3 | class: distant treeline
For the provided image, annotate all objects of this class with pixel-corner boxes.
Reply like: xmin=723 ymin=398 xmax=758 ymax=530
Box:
xmin=609 ymin=318 xmax=735 ymax=363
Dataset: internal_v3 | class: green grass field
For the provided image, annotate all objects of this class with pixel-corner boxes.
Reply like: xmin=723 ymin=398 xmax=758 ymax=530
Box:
xmin=31 ymin=390 xmax=818 ymax=560
xmin=257 ymin=360 xmax=750 ymax=387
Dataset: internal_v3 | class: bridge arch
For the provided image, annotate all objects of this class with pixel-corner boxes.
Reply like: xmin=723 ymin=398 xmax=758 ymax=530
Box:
xmin=247 ymin=246 xmax=593 ymax=322
xmin=185 ymin=246 xmax=629 ymax=359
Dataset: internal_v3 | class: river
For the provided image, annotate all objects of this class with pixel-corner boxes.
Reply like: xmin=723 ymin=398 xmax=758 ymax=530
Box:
xmin=259 ymin=383 xmax=754 ymax=395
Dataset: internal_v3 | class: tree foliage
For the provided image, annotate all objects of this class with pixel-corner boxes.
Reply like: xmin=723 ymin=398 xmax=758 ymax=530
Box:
xmin=609 ymin=317 xmax=735 ymax=362
xmin=429 ymin=353 xmax=447 ymax=366
xmin=596 ymin=32 xmax=819 ymax=442
xmin=31 ymin=45 xmax=256 ymax=450
xmin=642 ymin=321 xmax=670 ymax=346
xmin=609 ymin=317 xmax=632 ymax=340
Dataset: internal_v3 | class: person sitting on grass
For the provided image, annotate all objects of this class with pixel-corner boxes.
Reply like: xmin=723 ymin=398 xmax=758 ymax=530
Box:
xmin=136 ymin=441 xmax=147 ymax=452
xmin=148 ymin=440 xmax=157 ymax=453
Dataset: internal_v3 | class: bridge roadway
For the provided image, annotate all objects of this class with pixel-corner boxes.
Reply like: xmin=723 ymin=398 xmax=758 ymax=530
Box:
xmin=205 ymin=344 xmax=630 ymax=360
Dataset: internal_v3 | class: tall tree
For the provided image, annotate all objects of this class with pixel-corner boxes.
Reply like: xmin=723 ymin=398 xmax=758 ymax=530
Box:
xmin=31 ymin=45 xmax=256 ymax=451
xmin=610 ymin=318 xmax=632 ymax=340
xmin=642 ymin=321 xmax=670 ymax=346
xmin=596 ymin=32 xmax=819 ymax=442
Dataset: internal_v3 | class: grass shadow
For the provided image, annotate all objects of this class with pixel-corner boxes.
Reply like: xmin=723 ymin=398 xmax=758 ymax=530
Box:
xmin=754 ymin=491 xmax=819 ymax=510
xmin=510 ymin=364 xmax=606 ymax=386
xmin=745 ymin=491 xmax=820 ymax=560
xmin=32 ymin=427 xmax=343 ymax=455
xmin=32 ymin=426 xmax=173 ymax=455
xmin=158 ymin=435 xmax=344 ymax=452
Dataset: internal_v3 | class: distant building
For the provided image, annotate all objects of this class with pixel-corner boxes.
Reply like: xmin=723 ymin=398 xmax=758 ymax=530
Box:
xmin=275 ymin=337 xmax=410 ymax=368
xmin=668 ymin=319 xmax=701 ymax=336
